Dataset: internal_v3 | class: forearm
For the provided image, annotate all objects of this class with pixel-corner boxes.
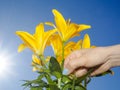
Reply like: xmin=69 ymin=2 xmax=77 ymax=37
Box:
xmin=107 ymin=44 xmax=120 ymax=67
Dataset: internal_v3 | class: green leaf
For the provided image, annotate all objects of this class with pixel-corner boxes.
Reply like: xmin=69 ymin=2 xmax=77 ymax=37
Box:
xmin=22 ymin=80 xmax=32 ymax=88
xmin=62 ymin=83 xmax=72 ymax=90
xmin=30 ymin=79 xmax=45 ymax=85
xmin=75 ymin=69 xmax=94 ymax=85
xmin=49 ymin=57 xmax=62 ymax=78
xmin=75 ymin=85 xmax=86 ymax=90
xmin=75 ymin=75 xmax=87 ymax=85
xmin=52 ymin=71 xmax=62 ymax=79
xmin=37 ymin=73 xmax=46 ymax=80
xmin=22 ymin=79 xmax=48 ymax=89
xmin=49 ymin=84 xmax=60 ymax=90
xmin=30 ymin=86 xmax=42 ymax=90
xmin=62 ymin=75 xmax=72 ymax=84
xmin=44 ymin=72 xmax=53 ymax=83
xmin=38 ymin=72 xmax=53 ymax=84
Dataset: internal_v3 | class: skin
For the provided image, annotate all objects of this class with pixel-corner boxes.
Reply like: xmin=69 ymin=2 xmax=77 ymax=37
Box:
xmin=64 ymin=45 xmax=120 ymax=77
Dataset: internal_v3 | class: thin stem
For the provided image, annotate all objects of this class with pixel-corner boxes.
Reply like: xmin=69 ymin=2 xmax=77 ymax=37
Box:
xmin=58 ymin=78 xmax=61 ymax=89
xmin=61 ymin=41 xmax=65 ymax=71
xmin=57 ymin=41 xmax=65 ymax=89
xmin=39 ymin=55 xmax=47 ymax=70
xmin=83 ymin=68 xmax=95 ymax=89
xmin=72 ymin=75 xmax=76 ymax=90
xmin=84 ymin=78 xmax=87 ymax=88
xmin=62 ymin=41 xmax=65 ymax=60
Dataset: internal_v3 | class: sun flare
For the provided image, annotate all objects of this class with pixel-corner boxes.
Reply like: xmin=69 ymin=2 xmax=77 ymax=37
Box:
xmin=0 ymin=50 xmax=15 ymax=78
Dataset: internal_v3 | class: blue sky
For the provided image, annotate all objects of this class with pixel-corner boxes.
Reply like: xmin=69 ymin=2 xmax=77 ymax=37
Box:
xmin=0 ymin=0 xmax=120 ymax=90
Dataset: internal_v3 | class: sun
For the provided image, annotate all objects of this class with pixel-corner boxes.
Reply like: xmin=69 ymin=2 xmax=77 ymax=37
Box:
xmin=0 ymin=50 xmax=15 ymax=78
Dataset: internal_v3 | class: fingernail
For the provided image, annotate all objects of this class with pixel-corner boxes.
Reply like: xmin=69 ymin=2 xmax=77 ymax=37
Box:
xmin=63 ymin=68 xmax=69 ymax=75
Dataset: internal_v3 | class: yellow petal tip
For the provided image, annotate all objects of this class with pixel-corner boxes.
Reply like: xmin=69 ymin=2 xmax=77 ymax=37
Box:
xmin=88 ymin=25 xmax=91 ymax=28
xmin=52 ymin=9 xmax=57 ymax=13
xmin=18 ymin=44 xmax=26 ymax=52
xmin=82 ymin=34 xmax=91 ymax=48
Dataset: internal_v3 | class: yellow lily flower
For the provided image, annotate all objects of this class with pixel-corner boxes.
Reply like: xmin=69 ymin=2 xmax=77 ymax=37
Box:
xmin=50 ymin=34 xmax=83 ymax=63
xmin=32 ymin=54 xmax=41 ymax=71
xmin=16 ymin=23 xmax=56 ymax=55
xmin=32 ymin=54 xmax=50 ymax=71
xmin=32 ymin=54 xmax=41 ymax=65
xmin=51 ymin=9 xmax=91 ymax=42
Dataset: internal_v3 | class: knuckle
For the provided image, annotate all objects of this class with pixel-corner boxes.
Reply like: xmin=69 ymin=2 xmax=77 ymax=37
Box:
xmin=67 ymin=61 xmax=78 ymax=71
xmin=68 ymin=61 xmax=75 ymax=68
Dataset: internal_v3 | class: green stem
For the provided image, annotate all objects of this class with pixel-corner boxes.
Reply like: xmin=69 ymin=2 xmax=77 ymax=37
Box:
xmin=62 ymin=41 xmax=65 ymax=60
xmin=57 ymin=41 xmax=65 ymax=89
xmin=61 ymin=41 xmax=65 ymax=71
xmin=39 ymin=55 xmax=47 ymax=69
xmin=84 ymin=78 xmax=87 ymax=88
xmin=72 ymin=75 xmax=76 ymax=90
xmin=58 ymin=78 xmax=61 ymax=89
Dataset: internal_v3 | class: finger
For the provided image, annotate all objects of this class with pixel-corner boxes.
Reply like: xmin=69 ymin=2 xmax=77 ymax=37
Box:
xmin=111 ymin=58 xmax=120 ymax=67
xmin=75 ymin=68 xmax=88 ymax=77
xmin=64 ymin=50 xmax=83 ymax=68
xmin=90 ymin=60 xmax=111 ymax=76
xmin=65 ymin=56 xmax=87 ymax=74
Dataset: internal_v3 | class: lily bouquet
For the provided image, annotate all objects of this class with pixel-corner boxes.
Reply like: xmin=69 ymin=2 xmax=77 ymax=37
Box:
xmin=16 ymin=9 xmax=112 ymax=90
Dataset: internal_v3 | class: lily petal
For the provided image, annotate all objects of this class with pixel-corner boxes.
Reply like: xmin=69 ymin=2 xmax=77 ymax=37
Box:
xmin=50 ymin=34 xmax=62 ymax=56
xmin=65 ymin=23 xmax=79 ymax=41
xmin=39 ymin=29 xmax=57 ymax=55
xmin=82 ymin=34 xmax=90 ymax=48
xmin=65 ymin=42 xmax=76 ymax=49
xmin=16 ymin=31 xmax=37 ymax=53
xmin=52 ymin=9 xmax=67 ymax=36
xmin=78 ymin=24 xmax=91 ymax=32
xmin=35 ymin=23 xmax=44 ymax=42
xmin=18 ymin=43 xmax=26 ymax=52
xmin=74 ymin=39 xmax=82 ymax=50
xmin=45 ymin=22 xmax=55 ymax=27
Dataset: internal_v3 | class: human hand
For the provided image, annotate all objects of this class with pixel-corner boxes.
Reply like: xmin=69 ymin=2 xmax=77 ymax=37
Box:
xmin=64 ymin=45 xmax=120 ymax=77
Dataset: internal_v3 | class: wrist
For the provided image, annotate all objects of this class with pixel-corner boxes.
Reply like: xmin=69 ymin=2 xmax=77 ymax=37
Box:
xmin=107 ymin=44 xmax=120 ymax=55
xmin=107 ymin=45 xmax=120 ymax=68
